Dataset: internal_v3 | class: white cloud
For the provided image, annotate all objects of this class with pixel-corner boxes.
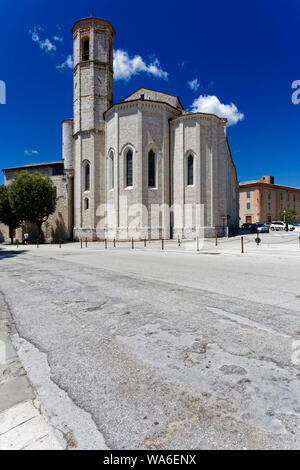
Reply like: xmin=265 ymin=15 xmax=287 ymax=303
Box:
xmin=57 ymin=55 xmax=73 ymax=71
xmin=29 ymin=26 xmax=56 ymax=53
xmin=53 ymin=35 xmax=63 ymax=42
xmin=113 ymin=49 xmax=168 ymax=81
xmin=190 ymin=95 xmax=244 ymax=126
xmin=187 ymin=78 xmax=200 ymax=91
xmin=24 ymin=149 xmax=39 ymax=156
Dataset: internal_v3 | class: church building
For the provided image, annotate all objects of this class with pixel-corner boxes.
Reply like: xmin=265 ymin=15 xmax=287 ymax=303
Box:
xmin=2 ymin=16 xmax=239 ymax=242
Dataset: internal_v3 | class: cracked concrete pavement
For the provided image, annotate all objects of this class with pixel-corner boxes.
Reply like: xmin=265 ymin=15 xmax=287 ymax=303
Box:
xmin=0 ymin=294 xmax=63 ymax=450
xmin=0 ymin=234 xmax=300 ymax=449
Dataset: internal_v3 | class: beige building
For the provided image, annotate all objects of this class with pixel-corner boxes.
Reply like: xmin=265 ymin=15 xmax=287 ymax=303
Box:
xmin=0 ymin=161 xmax=73 ymax=243
xmin=1 ymin=15 xmax=239 ymax=242
xmin=239 ymin=175 xmax=300 ymax=225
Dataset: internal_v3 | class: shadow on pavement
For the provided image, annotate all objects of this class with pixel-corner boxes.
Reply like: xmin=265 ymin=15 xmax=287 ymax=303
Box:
xmin=0 ymin=247 xmax=27 ymax=259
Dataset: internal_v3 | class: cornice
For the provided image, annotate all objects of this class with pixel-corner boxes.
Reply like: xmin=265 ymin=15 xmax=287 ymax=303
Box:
xmin=73 ymin=61 xmax=113 ymax=73
xmin=170 ymin=113 xmax=227 ymax=125
xmin=239 ymin=182 xmax=300 ymax=192
xmin=72 ymin=17 xmax=115 ymax=37
xmin=104 ymin=99 xmax=181 ymax=118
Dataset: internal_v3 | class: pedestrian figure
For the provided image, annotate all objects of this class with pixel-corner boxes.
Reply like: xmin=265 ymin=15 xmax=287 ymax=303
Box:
xmin=23 ymin=233 xmax=29 ymax=245
xmin=285 ymin=222 xmax=289 ymax=232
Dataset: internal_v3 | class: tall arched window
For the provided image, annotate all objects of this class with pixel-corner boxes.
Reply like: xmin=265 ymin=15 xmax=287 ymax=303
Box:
xmin=84 ymin=163 xmax=90 ymax=191
xmin=126 ymin=149 xmax=133 ymax=187
xmin=82 ymin=37 xmax=89 ymax=61
xmin=148 ymin=150 xmax=156 ymax=188
xmin=109 ymin=151 xmax=114 ymax=189
xmin=187 ymin=155 xmax=194 ymax=186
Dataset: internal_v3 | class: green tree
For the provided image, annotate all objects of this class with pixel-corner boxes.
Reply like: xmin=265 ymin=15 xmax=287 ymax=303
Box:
xmin=279 ymin=208 xmax=297 ymax=224
xmin=9 ymin=171 xmax=57 ymax=242
xmin=0 ymin=185 xmax=22 ymax=245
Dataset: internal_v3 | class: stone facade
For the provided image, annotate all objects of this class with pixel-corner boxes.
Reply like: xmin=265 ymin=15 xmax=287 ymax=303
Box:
xmin=0 ymin=162 xmax=73 ymax=243
xmin=1 ymin=16 xmax=239 ymax=243
xmin=240 ymin=175 xmax=300 ymax=224
xmin=68 ymin=16 xmax=239 ymax=240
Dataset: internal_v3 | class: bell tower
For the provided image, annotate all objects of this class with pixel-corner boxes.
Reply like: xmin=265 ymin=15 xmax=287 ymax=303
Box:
xmin=72 ymin=17 xmax=115 ymax=240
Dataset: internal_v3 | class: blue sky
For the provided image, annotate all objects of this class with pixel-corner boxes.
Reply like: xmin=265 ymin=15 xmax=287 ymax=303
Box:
xmin=0 ymin=0 xmax=299 ymax=186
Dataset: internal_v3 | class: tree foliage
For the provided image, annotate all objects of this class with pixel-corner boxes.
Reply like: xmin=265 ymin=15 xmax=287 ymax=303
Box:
xmin=279 ymin=208 xmax=297 ymax=224
xmin=9 ymin=171 xmax=57 ymax=241
xmin=0 ymin=185 xmax=22 ymax=244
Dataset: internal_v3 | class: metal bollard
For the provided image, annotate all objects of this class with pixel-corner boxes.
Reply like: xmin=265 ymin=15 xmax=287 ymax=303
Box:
xmin=162 ymin=239 xmax=164 ymax=250
xmin=114 ymin=238 xmax=116 ymax=248
xmin=144 ymin=239 xmax=147 ymax=248
xmin=132 ymin=238 xmax=134 ymax=249
xmin=105 ymin=238 xmax=107 ymax=249
xmin=197 ymin=237 xmax=200 ymax=252
xmin=241 ymin=236 xmax=244 ymax=254
xmin=216 ymin=234 xmax=218 ymax=246
xmin=80 ymin=238 xmax=83 ymax=249
xmin=85 ymin=238 xmax=88 ymax=248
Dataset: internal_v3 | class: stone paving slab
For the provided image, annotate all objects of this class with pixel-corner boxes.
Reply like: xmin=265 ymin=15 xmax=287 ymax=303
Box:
xmin=0 ymin=412 xmax=59 ymax=450
xmin=0 ymin=401 xmax=39 ymax=435
xmin=0 ymin=376 xmax=34 ymax=412
xmin=0 ymin=293 xmax=63 ymax=450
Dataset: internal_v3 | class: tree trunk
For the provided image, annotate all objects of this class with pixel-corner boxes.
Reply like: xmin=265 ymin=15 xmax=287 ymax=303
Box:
xmin=37 ymin=221 xmax=44 ymax=243
xmin=9 ymin=226 xmax=14 ymax=245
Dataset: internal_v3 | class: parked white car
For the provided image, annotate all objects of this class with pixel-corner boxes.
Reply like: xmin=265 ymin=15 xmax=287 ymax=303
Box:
xmin=270 ymin=221 xmax=295 ymax=231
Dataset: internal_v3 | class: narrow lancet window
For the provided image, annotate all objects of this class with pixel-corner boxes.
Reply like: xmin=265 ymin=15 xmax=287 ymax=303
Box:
xmin=84 ymin=163 xmax=90 ymax=191
xmin=110 ymin=152 xmax=114 ymax=189
xmin=82 ymin=38 xmax=89 ymax=61
xmin=148 ymin=150 xmax=156 ymax=188
xmin=187 ymin=155 xmax=194 ymax=186
xmin=126 ymin=150 xmax=133 ymax=187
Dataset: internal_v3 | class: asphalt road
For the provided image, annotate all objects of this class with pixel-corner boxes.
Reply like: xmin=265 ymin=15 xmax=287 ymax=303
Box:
xmin=1 ymin=235 xmax=300 ymax=449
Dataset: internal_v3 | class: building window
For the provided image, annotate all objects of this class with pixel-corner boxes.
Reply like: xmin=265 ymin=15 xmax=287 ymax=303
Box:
xmin=247 ymin=203 xmax=251 ymax=210
xmin=268 ymin=193 xmax=271 ymax=200
xmin=84 ymin=162 xmax=90 ymax=191
xmin=82 ymin=37 xmax=89 ymax=61
xmin=148 ymin=150 xmax=156 ymax=188
xmin=126 ymin=149 xmax=133 ymax=187
xmin=52 ymin=165 xmax=64 ymax=176
xmin=187 ymin=155 xmax=194 ymax=186
xmin=109 ymin=151 xmax=114 ymax=189
xmin=247 ymin=192 xmax=251 ymax=198
xmin=84 ymin=198 xmax=89 ymax=210
xmin=281 ymin=192 xmax=283 ymax=200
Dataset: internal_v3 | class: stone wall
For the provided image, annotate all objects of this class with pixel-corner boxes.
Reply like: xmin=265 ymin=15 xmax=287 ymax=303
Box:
xmin=72 ymin=17 xmax=114 ymax=241
xmin=1 ymin=165 xmax=72 ymax=244
xmin=105 ymin=101 xmax=179 ymax=239
xmin=171 ymin=114 xmax=239 ymax=238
